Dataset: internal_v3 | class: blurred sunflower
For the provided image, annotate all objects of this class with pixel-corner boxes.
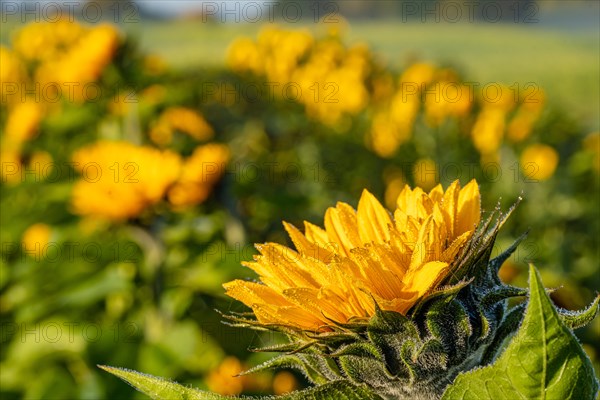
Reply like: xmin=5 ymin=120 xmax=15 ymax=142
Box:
xmin=70 ymin=141 xmax=182 ymax=220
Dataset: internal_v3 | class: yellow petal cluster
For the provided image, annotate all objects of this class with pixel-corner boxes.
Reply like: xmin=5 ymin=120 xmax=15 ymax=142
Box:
xmin=36 ymin=23 xmax=119 ymax=102
xmin=227 ymin=26 xmax=371 ymax=126
xmin=168 ymin=144 xmax=230 ymax=208
xmin=6 ymin=20 xmax=119 ymax=105
xmin=21 ymin=223 xmax=52 ymax=258
xmin=520 ymin=144 xmax=559 ymax=181
xmin=70 ymin=141 xmax=229 ymax=220
xmin=71 ymin=141 xmax=182 ymax=220
xmin=3 ymin=99 xmax=43 ymax=143
xmin=12 ymin=19 xmax=86 ymax=62
xmin=0 ymin=46 xmax=26 ymax=105
xmin=425 ymin=81 xmax=472 ymax=127
xmin=368 ymin=63 xmax=438 ymax=158
xmin=225 ymin=180 xmax=481 ymax=331
xmin=472 ymin=86 xmax=545 ymax=160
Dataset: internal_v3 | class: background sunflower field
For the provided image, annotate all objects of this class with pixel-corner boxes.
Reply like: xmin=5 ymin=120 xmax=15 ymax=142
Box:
xmin=1 ymin=0 xmax=598 ymax=398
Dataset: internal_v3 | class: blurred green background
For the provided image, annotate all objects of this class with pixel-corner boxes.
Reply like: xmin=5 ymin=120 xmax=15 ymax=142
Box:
xmin=1 ymin=0 xmax=599 ymax=398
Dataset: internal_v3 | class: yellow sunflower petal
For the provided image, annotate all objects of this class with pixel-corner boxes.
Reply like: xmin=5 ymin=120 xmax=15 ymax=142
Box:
xmin=456 ymin=179 xmax=481 ymax=236
xmin=357 ymin=189 xmax=392 ymax=244
xmin=283 ymin=221 xmax=333 ymax=262
xmin=324 ymin=202 xmax=361 ymax=257
xmin=441 ymin=180 xmax=460 ymax=239
xmin=404 ymin=261 xmax=449 ymax=297
xmin=223 ymin=280 xmax=287 ymax=308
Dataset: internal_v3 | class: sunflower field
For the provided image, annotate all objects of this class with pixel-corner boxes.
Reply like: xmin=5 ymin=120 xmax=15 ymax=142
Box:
xmin=1 ymin=3 xmax=599 ymax=399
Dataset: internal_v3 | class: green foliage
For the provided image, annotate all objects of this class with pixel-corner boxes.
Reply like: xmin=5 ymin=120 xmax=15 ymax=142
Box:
xmin=442 ymin=265 xmax=599 ymax=400
xmin=100 ymin=365 xmax=383 ymax=400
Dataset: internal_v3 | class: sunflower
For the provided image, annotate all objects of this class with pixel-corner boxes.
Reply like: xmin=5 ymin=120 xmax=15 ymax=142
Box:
xmin=224 ymin=180 xmax=480 ymax=331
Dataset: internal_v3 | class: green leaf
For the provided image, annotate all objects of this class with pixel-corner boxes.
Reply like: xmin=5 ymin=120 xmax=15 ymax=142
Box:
xmin=98 ymin=365 xmax=232 ymax=399
xmin=238 ymin=354 xmax=328 ymax=385
xmin=441 ymin=265 xmax=599 ymax=400
xmin=99 ymin=365 xmax=382 ymax=400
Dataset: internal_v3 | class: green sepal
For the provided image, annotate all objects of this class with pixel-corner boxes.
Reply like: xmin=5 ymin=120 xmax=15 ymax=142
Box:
xmin=480 ymin=302 xmax=525 ymax=365
xmin=409 ymin=279 xmax=473 ymax=318
xmin=398 ymin=340 xmax=419 ymax=384
xmin=448 ymin=199 xmax=521 ymax=286
xmin=479 ymin=285 xmax=527 ymax=310
xmin=367 ymin=306 xmax=420 ymax=376
xmin=304 ymin=330 xmax=361 ymax=347
xmin=331 ymin=342 xmax=383 ymax=360
xmin=487 ymin=231 xmax=528 ymax=276
xmin=238 ymin=354 xmax=329 ymax=385
xmin=426 ymin=299 xmax=472 ymax=364
xmin=249 ymin=341 xmax=317 ymax=354
xmin=297 ymin=353 xmax=344 ymax=382
xmin=557 ymin=294 xmax=600 ymax=330
xmin=337 ymin=352 xmax=396 ymax=388
xmin=412 ymin=338 xmax=448 ymax=374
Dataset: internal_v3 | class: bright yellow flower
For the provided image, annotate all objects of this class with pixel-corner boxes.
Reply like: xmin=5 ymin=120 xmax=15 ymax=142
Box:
xmin=227 ymin=37 xmax=262 ymax=73
xmin=471 ymin=107 xmax=505 ymax=156
xmin=168 ymin=144 xmax=229 ymax=208
xmin=520 ymin=144 xmax=559 ymax=181
xmin=12 ymin=20 xmax=86 ymax=62
xmin=225 ymin=180 xmax=481 ymax=331
xmin=383 ymin=166 xmax=406 ymax=200
xmin=425 ymin=82 xmax=472 ymax=127
xmin=507 ymin=91 xmax=545 ymax=143
xmin=61 ymin=24 xmax=120 ymax=83
xmin=400 ymin=63 xmax=436 ymax=88
xmin=28 ymin=151 xmax=53 ymax=180
xmin=22 ymin=223 xmax=52 ymax=258
xmin=369 ymin=110 xmax=405 ymax=158
xmin=71 ymin=141 xmax=182 ymax=220
xmin=479 ymin=84 xmax=515 ymax=113
xmin=0 ymin=150 xmax=22 ymax=185
xmin=0 ymin=46 xmax=26 ymax=105
xmin=35 ymin=23 xmax=119 ymax=102
xmin=228 ymin=26 xmax=371 ymax=126
xmin=3 ymin=100 xmax=44 ymax=143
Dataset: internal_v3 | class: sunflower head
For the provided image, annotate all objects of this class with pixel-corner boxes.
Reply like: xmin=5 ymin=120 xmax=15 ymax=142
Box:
xmin=223 ymin=180 xmax=525 ymax=399
xmin=225 ymin=179 xmax=481 ymax=331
